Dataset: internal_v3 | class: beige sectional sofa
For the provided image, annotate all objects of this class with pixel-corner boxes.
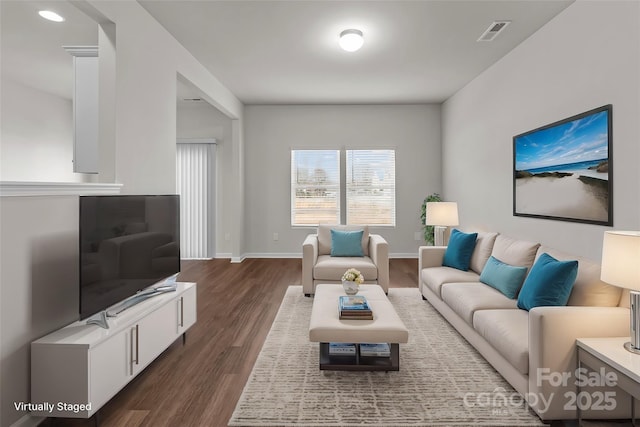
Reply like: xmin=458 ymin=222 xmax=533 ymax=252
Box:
xmin=419 ymin=231 xmax=631 ymax=421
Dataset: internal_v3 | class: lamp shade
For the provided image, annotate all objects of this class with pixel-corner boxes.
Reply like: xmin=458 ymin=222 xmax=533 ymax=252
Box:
xmin=601 ymin=231 xmax=640 ymax=291
xmin=425 ymin=202 xmax=459 ymax=226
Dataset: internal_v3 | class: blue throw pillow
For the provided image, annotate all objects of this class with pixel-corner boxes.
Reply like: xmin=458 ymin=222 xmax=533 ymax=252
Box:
xmin=479 ymin=256 xmax=528 ymax=299
xmin=442 ymin=229 xmax=477 ymax=271
xmin=330 ymin=229 xmax=364 ymax=257
xmin=517 ymin=253 xmax=578 ymax=311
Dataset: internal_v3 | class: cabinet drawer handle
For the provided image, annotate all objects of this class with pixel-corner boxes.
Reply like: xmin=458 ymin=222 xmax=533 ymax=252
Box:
xmin=134 ymin=324 xmax=139 ymax=365
xmin=129 ymin=326 xmax=135 ymax=374
xmin=180 ymin=297 xmax=184 ymax=327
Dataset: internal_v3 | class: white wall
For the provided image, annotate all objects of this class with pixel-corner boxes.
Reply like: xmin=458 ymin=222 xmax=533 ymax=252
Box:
xmin=442 ymin=0 xmax=640 ymax=260
xmin=89 ymin=0 xmax=246 ymax=258
xmin=244 ymin=104 xmax=441 ymax=257
xmin=0 ymin=2 xmax=245 ymax=425
xmin=0 ymin=197 xmax=79 ymax=426
xmin=0 ymin=79 xmax=88 ymax=183
xmin=177 ymin=102 xmax=234 ymax=256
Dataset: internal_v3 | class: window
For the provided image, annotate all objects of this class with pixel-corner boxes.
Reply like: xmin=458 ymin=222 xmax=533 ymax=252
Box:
xmin=346 ymin=150 xmax=396 ymax=226
xmin=291 ymin=150 xmax=340 ymax=225
xmin=291 ymin=149 xmax=396 ymax=226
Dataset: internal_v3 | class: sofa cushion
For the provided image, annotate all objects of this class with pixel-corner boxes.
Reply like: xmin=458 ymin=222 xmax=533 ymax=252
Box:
xmin=421 ymin=267 xmax=479 ymax=299
xmin=313 ymin=255 xmax=378 ymax=281
xmin=538 ymin=245 xmax=622 ymax=307
xmin=330 ymin=229 xmax=364 ymax=257
xmin=469 ymin=231 xmax=499 ymax=274
xmin=479 ymin=256 xmax=528 ymax=299
xmin=473 ymin=309 xmax=529 ymax=375
xmin=441 ymin=282 xmax=518 ymax=325
xmin=517 ymin=253 xmax=578 ymax=311
xmin=443 ymin=229 xmax=477 ymax=271
xmin=318 ymin=224 xmax=369 ymax=256
xmin=491 ymin=235 xmax=540 ymax=270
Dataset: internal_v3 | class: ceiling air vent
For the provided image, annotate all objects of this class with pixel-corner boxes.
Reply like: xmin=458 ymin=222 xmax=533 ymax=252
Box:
xmin=477 ymin=21 xmax=511 ymax=42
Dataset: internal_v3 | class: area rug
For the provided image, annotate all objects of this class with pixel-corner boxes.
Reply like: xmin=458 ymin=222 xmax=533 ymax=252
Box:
xmin=228 ymin=286 xmax=546 ymax=426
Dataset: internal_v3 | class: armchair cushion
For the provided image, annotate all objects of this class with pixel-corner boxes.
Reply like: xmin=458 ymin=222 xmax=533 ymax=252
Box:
xmin=313 ymin=255 xmax=378 ymax=281
xmin=330 ymin=229 xmax=364 ymax=257
xmin=318 ymin=224 xmax=369 ymax=256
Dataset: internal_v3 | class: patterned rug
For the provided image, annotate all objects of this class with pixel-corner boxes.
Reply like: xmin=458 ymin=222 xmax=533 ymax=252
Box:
xmin=228 ymin=286 xmax=546 ymax=426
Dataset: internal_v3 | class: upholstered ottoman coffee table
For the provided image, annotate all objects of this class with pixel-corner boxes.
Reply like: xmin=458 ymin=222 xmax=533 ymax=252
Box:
xmin=309 ymin=284 xmax=409 ymax=371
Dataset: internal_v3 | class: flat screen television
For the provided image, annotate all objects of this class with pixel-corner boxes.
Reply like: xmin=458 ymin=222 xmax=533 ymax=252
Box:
xmin=79 ymin=195 xmax=181 ymax=320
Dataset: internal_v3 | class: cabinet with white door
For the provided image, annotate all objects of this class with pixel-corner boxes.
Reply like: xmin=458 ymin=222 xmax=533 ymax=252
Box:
xmin=31 ymin=282 xmax=197 ymax=418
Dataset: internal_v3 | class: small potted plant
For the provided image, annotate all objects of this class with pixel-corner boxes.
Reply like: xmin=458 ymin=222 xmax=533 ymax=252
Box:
xmin=421 ymin=193 xmax=442 ymax=245
xmin=342 ymin=268 xmax=364 ymax=295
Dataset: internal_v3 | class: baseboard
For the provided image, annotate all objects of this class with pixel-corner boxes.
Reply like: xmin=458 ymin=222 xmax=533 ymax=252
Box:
xmin=389 ymin=253 xmax=418 ymax=259
xmin=242 ymin=253 xmax=301 ymax=259
xmin=239 ymin=253 xmax=418 ymax=259
xmin=10 ymin=414 xmax=44 ymax=427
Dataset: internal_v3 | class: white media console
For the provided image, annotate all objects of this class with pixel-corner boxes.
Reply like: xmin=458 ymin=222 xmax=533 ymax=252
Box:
xmin=31 ymin=282 xmax=196 ymax=419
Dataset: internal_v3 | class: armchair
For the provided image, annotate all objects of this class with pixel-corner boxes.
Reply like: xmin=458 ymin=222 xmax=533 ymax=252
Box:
xmin=302 ymin=224 xmax=389 ymax=296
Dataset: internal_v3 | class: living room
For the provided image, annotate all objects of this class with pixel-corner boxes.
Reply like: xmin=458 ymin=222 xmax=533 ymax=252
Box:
xmin=1 ymin=1 xmax=639 ymax=426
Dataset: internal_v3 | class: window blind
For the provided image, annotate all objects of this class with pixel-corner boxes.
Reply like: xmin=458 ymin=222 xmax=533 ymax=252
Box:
xmin=291 ymin=150 xmax=340 ymax=225
xmin=176 ymin=142 xmax=216 ymax=258
xmin=346 ymin=149 xmax=396 ymax=226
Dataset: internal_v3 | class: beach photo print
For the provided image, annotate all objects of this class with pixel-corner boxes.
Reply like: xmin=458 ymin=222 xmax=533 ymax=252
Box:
xmin=513 ymin=105 xmax=612 ymax=225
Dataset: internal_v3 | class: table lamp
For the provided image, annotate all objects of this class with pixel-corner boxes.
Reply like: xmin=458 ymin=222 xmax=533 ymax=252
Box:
xmin=601 ymin=231 xmax=640 ymax=353
xmin=425 ymin=202 xmax=459 ymax=246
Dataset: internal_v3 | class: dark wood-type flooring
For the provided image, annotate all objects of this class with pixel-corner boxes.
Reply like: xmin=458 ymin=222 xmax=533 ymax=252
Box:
xmin=46 ymin=258 xmax=418 ymax=427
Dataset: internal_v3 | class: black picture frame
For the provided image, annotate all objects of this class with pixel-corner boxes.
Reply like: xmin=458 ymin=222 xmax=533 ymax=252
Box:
xmin=513 ymin=105 xmax=613 ymax=226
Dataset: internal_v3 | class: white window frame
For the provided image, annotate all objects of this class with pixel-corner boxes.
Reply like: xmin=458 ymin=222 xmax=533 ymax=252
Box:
xmin=291 ymin=149 xmax=396 ymax=227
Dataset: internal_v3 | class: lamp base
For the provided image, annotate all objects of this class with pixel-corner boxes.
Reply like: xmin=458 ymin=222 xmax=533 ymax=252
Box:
xmin=434 ymin=226 xmax=446 ymax=246
xmin=623 ymin=341 xmax=640 ymax=354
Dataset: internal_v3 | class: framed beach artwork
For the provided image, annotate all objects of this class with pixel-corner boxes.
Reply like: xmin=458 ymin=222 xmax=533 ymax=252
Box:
xmin=513 ymin=105 xmax=612 ymax=225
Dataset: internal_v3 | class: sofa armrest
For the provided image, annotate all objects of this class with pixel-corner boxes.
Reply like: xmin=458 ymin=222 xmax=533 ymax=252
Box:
xmin=369 ymin=234 xmax=389 ymax=293
xmin=528 ymin=306 xmax=630 ymax=420
xmin=302 ymin=234 xmax=318 ymax=295
xmin=418 ymin=246 xmax=446 ymax=294
xmin=418 ymin=246 xmax=446 ymax=270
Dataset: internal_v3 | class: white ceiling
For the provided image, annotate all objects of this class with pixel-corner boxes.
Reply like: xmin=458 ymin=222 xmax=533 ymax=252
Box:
xmin=1 ymin=0 xmax=574 ymax=105
xmin=1 ymin=1 xmax=97 ymax=100
xmin=140 ymin=0 xmax=574 ymax=104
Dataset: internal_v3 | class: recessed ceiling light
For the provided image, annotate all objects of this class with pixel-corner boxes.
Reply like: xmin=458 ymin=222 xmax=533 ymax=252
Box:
xmin=339 ymin=29 xmax=364 ymax=52
xmin=38 ymin=10 xmax=65 ymax=23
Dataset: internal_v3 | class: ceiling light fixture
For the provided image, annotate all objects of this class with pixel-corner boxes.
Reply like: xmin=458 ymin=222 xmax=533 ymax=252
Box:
xmin=339 ymin=29 xmax=364 ymax=52
xmin=38 ymin=10 xmax=65 ymax=22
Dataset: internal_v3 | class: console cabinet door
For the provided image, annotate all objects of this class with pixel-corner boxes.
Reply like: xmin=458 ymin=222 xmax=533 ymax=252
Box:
xmin=89 ymin=327 xmax=131 ymax=414
xmin=132 ymin=301 xmax=179 ymax=375
xmin=178 ymin=285 xmax=197 ymax=334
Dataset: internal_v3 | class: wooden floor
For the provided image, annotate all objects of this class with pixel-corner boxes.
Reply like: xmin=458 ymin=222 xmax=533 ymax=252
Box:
xmin=48 ymin=258 xmax=418 ymax=427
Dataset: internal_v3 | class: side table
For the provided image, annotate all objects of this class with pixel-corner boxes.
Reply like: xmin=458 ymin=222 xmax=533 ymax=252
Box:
xmin=576 ymin=337 xmax=640 ymax=426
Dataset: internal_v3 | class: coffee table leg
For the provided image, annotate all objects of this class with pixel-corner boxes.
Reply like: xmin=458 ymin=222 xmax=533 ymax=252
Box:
xmin=390 ymin=343 xmax=400 ymax=371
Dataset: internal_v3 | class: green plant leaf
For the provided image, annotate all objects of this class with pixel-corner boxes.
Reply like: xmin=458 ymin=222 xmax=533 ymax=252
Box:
xmin=420 ymin=193 xmax=441 ymax=245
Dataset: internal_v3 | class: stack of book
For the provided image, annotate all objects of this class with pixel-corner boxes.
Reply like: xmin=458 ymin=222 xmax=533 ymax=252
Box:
xmin=359 ymin=343 xmax=391 ymax=357
xmin=328 ymin=343 xmax=356 ymax=356
xmin=338 ymin=295 xmax=373 ymax=320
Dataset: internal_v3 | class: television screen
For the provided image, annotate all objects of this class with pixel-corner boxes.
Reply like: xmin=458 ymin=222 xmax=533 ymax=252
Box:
xmin=513 ymin=105 xmax=612 ymax=225
xmin=79 ymin=195 xmax=180 ymax=320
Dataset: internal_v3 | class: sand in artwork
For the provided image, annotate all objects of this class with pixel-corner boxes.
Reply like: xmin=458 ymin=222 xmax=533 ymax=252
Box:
xmin=515 ymin=170 xmax=608 ymax=222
